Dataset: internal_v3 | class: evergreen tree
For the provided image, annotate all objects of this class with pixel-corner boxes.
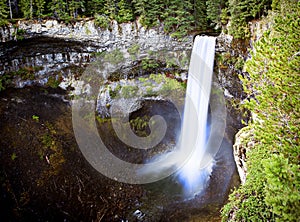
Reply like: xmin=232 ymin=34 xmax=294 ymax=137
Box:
xmin=49 ymin=0 xmax=68 ymax=20
xmin=35 ymin=0 xmax=45 ymax=18
xmin=222 ymin=1 xmax=300 ymax=220
xmin=206 ymin=0 xmax=226 ymax=27
xmin=0 ymin=0 xmax=9 ymax=26
xmin=194 ymin=0 xmax=207 ymax=30
xmin=68 ymin=0 xmax=84 ymax=18
xmin=132 ymin=0 xmax=145 ymax=16
xmin=19 ymin=0 xmax=33 ymax=18
xmin=87 ymin=0 xmax=105 ymax=16
xmin=116 ymin=0 xmax=133 ymax=23
xmin=104 ymin=0 xmax=116 ymax=20
xmin=228 ymin=0 xmax=271 ymax=39
xmin=163 ymin=0 xmax=194 ymax=37
xmin=133 ymin=0 xmax=163 ymax=28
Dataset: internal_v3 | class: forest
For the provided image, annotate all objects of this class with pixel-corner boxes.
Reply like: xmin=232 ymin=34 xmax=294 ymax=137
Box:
xmin=0 ymin=0 xmax=271 ymax=38
xmin=221 ymin=0 xmax=300 ymax=221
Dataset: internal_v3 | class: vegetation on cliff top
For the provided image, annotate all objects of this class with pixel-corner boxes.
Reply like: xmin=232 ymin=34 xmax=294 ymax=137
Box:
xmin=222 ymin=0 xmax=300 ymax=221
xmin=0 ymin=0 xmax=271 ymax=38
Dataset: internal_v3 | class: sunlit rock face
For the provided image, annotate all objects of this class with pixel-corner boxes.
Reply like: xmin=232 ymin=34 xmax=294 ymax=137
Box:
xmin=0 ymin=19 xmax=192 ymax=50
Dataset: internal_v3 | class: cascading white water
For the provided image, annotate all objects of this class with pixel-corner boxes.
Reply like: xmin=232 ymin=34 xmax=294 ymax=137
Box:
xmin=138 ymin=36 xmax=217 ymax=197
xmin=176 ymin=35 xmax=216 ymax=196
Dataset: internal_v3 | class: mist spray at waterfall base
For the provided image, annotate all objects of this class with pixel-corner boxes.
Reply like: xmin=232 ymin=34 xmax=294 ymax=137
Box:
xmin=139 ymin=36 xmax=217 ymax=199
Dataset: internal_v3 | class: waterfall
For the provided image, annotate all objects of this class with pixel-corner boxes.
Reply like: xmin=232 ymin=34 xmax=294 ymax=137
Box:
xmin=137 ymin=36 xmax=217 ymax=197
xmin=177 ymin=35 xmax=216 ymax=196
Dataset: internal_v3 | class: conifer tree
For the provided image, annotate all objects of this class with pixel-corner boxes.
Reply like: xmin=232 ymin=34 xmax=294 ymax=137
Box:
xmin=132 ymin=0 xmax=145 ymax=16
xmin=206 ymin=0 xmax=226 ymax=26
xmin=163 ymin=0 xmax=194 ymax=36
xmin=0 ymin=0 xmax=9 ymax=26
xmin=104 ymin=0 xmax=116 ymax=20
xmin=116 ymin=0 xmax=133 ymax=23
xmin=133 ymin=0 xmax=161 ymax=27
xmin=228 ymin=0 xmax=271 ymax=38
xmin=35 ymin=0 xmax=45 ymax=18
xmin=194 ymin=0 xmax=207 ymax=30
xmin=68 ymin=0 xmax=84 ymax=18
xmin=19 ymin=0 xmax=33 ymax=18
xmin=49 ymin=0 xmax=68 ymax=20
xmin=87 ymin=0 xmax=105 ymax=16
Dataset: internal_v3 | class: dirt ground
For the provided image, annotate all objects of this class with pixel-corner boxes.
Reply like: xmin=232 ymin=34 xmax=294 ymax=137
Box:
xmin=0 ymin=87 xmax=145 ymax=221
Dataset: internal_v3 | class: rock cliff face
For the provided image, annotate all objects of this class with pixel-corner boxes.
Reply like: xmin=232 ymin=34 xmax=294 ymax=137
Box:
xmin=0 ymin=19 xmax=193 ymax=88
xmin=1 ymin=19 xmax=178 ymax=45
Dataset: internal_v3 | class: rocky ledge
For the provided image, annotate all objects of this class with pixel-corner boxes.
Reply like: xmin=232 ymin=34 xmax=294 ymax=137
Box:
xmin=0 ymin=19 xmax=192 ymax=50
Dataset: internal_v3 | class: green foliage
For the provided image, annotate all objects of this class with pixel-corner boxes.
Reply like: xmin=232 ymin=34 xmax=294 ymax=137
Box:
xmin=193 ymin=0 xmax=207 ymax=30
xmin=1 ymin=0 xmax=230 ymax=38
xmin=206 ymin=0 xmax=226 ymax=27
xmin=0 ymin=78 xmax=5 ymax=91
xmin=46 ymin=74 xmax=62 ymax=88
xmin=128 ymin=44 xmax=140 ymax=55
xmin=94 ymin=14 xmax=110 ymax=29
xmin=10 ymin=66 xmax=42 ymax=80
xmin=128 ymin=44 xmax=140 ymax=59
xmin=12 ymin=28 xmax=26 ymax=41
xmin=141 ymin=59 xmax=159 ymax=70
xmin=263 ymin=154 xmax=300 ymax=221
xmin=116 ymin=0 xmax=134 ymax=23
xmin=108 ymin=84 xmax=122 ymax=99
xmin=130 ymin=115 xmax=150 ymax=136
xmin=19 ymin=0 xmax=33 ymax=19
xmin=149 ymin=73 xmax=184 ymax=96
xmin=104 ymin=0 xmax=116 ymax=20
xmin=228 ymin=0 xmax=271 ymax=39
xmin=222 ymin=1 xmax=300 ymax=220
xmin=144 ymin=86 xmax=157 ymax=97
xmin=0 ymin=0 xmax=8 ymax=26
xmin=35 ymin=0 xmax=46 ymax=18
xmin=87 ymin=0 xmax=105 ymax=15
xmin=121 ymin=85 xmax=138 ymax=98
xmin=32 ymin=115 xmax=40 ymax=121
xmin=160 ymin=76 xmax=182 ymax=95
xmin=0 ymin=72 xmax=13 ymax=91
xmin=106 ymin=73 xmax=184 ymax=99
xmin=217 ymin=51 xmax=245 ymax=71
xmin=11 ymin=152 xmax=17 ymax=161
xmin=149 ymin=73 xmax=163 ymax=84
xmin=103 ymin=49 xmax=124 ymax=65
xmin=0 ymin=66 xmax=43 ymax=92
xmin=68 ymin=0 xmax=85 ymax=18
xmin=49 ymin=0 xmax=69 ymax=20
xmin=133 ymin=0 xmax=163 ymax=28
xmin=163 ymin=0 xmax=194 ymax=37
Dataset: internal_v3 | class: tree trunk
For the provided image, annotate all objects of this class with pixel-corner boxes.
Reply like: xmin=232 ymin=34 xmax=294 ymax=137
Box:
xmin=30 ymin=0 xmax=33 ymax=18
xmin=8 ymin=0 xmax=12 ymax=19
